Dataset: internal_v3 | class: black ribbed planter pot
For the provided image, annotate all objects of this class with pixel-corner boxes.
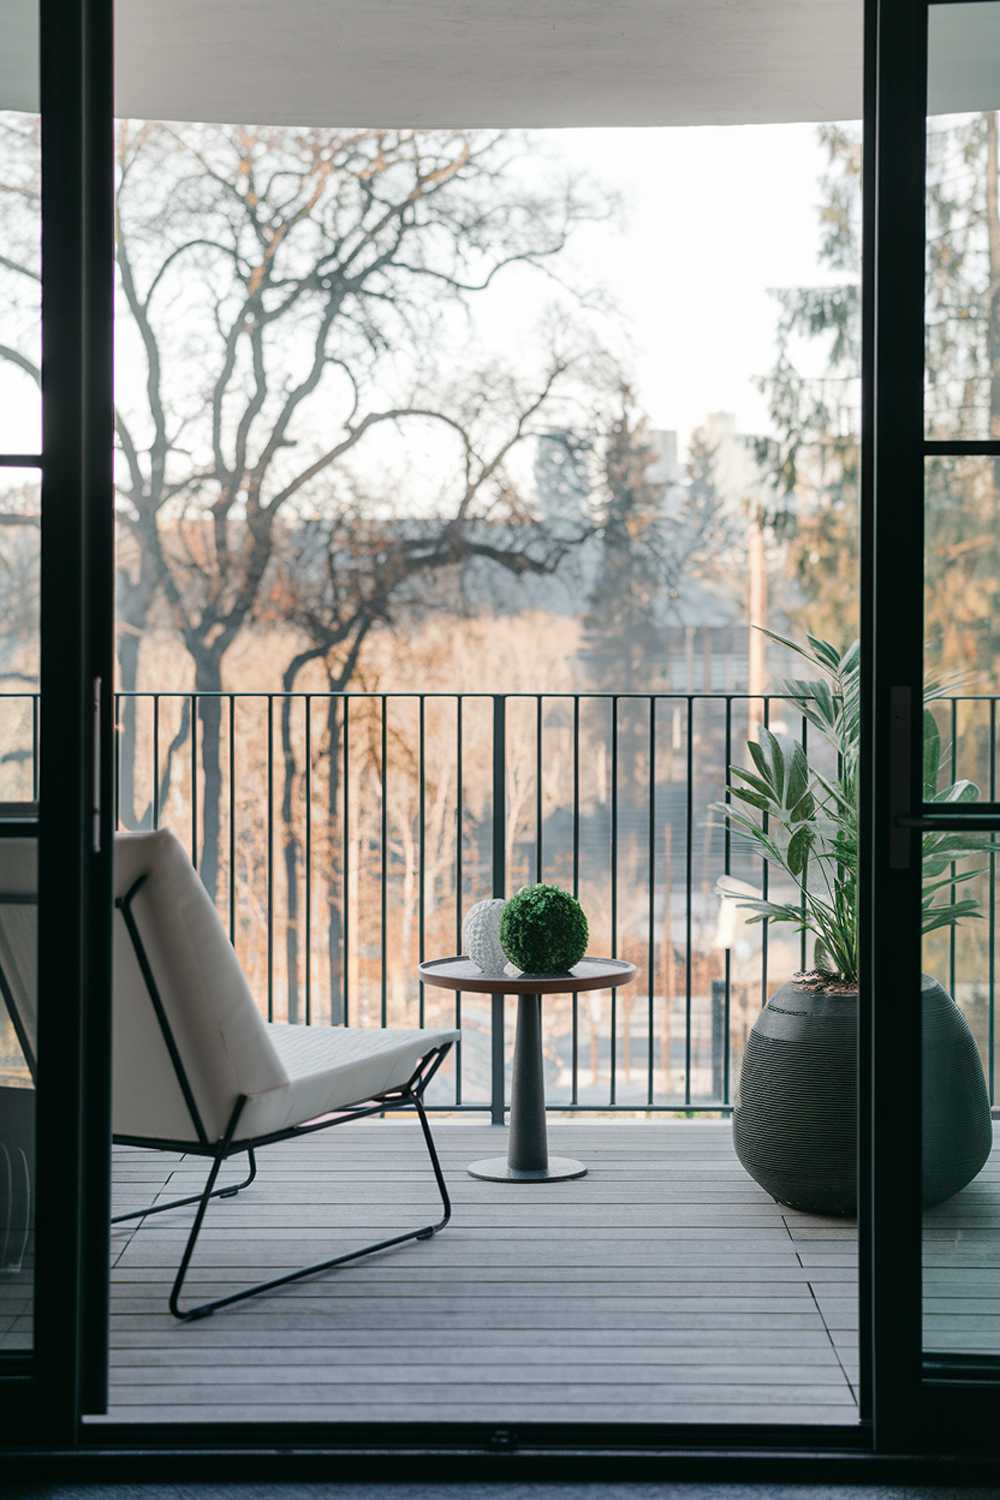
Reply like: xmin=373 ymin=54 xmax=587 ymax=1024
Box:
xmin=733 ymin=975 xmax=992 ymax=1215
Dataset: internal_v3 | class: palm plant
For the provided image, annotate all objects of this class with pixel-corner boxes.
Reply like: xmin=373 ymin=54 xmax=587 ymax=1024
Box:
xmin=713 ymin=632 xmax=994 ymax=989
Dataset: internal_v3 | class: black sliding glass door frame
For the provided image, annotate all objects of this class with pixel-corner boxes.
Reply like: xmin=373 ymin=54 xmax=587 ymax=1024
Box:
xmin=7 ymin=0 xmax=1000 ymax=1468
xmin=864 ymin=0 xmax=1000 ymax=1453
xmin=0 ymin=0 xmax=890 ymax=1459
xmin=0 ymin=0 xmax=115 ymax=1443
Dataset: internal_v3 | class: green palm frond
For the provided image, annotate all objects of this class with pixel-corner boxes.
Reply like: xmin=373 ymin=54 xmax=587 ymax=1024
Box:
xmin=711 ymin=631 xmax=991 ymax=988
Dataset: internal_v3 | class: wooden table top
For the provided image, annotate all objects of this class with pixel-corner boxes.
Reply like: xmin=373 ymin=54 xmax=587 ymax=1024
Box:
xmin=417 ymin=956 xmax=638 ymax=995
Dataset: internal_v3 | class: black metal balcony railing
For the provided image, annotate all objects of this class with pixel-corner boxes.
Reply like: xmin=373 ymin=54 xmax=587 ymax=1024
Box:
xmin=1 ymin=690 xmax=996 ymax=1116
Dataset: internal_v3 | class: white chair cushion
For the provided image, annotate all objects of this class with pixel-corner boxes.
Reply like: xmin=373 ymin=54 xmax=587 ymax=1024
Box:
xmin=237 ymin=1024 xmax=460 ymax=1139
xmin=114 ymin=828 xmax=288 ymax=1142
xmin=114 ymin=828 xmax=458 ymax=1145
xmin=0 ymin=828 xmax=458 ymax=1146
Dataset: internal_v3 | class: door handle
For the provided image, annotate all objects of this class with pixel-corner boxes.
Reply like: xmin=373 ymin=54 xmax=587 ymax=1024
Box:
xmin=92 ymin=676 xmax=102 ymax=854
xmin=889 ymin=685 xmax=912 ymax=870
xmin=896 ymin=810 xmax=1000 ymax=832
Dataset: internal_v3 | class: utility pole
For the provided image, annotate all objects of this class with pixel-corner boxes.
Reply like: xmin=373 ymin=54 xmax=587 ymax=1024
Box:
xmin=747 ymin=506 xmax=767 ymax=742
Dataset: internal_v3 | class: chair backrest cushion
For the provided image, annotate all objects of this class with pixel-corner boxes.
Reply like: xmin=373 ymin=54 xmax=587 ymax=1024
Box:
xmin=114 ymin=829 xmax=287 ymax=1142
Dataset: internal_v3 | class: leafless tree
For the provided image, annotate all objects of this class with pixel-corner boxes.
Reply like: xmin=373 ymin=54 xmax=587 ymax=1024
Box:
xmin=261 ymin=351 xmax=600 ymax=1018
xmin=105 ymin=121 xmax=610 ymax=900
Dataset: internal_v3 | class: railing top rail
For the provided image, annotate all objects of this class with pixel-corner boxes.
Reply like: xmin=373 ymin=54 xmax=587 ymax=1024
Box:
xmin=4 ymin=687 xmax=999 ymax=702
xmin=109 ymin=690 xmax=813 ymax=702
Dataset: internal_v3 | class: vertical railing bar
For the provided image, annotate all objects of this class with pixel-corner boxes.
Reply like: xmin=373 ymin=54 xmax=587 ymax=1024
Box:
xmin=31 ymin=692 xmax=39 ymax=803
xmin=535 ymin=695 xmax=543 ymax=882
xmin=723 ymin=697 xmax=733 ymax=1107
xmin=267 ymin=695 xmax=274 ymax=1022
xmin=949 ymin=697 xmax=958 ymax=998
xmin=800 ymin=713 xmax=808 ymax=972
xmin=114 ymin=692 xmax=121 ymax=830
xmin=305 ymin=695 xmax=312 ymax=1027
xmin=229 ymin=695 xmax=236 ymax=946
xmin=152 ymin=696 xmax=160 ymax=827
xmin=572 ymin=695 xmax=580 ymax=1107
xmin=190 ymin=693 xmax=198 ymax=869
xmin=326 ymin=695 xmax=338 ymax=1026
xmin=342 ymin=696 xmax=350 ymax=1028
xmin=419 ymin=695 xmax=426 ymax=1029
xmin=381 ymin=694 xmax=388 ymax=1029
xmin=647 ymin=694 xmax=656 ymax=1107
xmin=610 ymin=695 xmax=618 ymax=1107
xmin=454 ymin=696 xmax=463 ymax=1107
xmin=684 ymin=696 xmax=693 ymax=1108
xmin=491 ymin=695 xmax=507 ymax=1126
xmin=761 ymin=696 xmax=770 ymax=1008
xmin=572 ymin=697 xmax=581 ymax=895
xmin=990 ymin=698 xmax=997 ymax=1105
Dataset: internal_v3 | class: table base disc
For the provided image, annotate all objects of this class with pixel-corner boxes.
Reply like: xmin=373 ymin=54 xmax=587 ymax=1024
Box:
xmin=467 ymin=1155 xmax=587 ymax=1182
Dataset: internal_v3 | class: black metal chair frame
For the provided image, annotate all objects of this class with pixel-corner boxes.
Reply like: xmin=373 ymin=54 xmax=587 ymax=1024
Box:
xmin=0 ymin=873 xmax=454 ymax=1322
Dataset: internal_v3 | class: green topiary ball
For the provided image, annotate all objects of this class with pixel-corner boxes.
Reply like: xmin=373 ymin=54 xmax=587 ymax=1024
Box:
xmin=499 ymin=884 xmax=589 ymax=974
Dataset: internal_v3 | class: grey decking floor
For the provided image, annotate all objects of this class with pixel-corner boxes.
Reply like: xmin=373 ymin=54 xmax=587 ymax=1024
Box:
xmin=923 ymin=1122 xmax=1000 ymax=1359
xmin=95 ymin=1120 xmax=862 ymax=1427
xmin=0 ymin=1119 xmax=991 ymax=1424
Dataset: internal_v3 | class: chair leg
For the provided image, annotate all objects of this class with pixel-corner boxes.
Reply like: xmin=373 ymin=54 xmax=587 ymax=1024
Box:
xmin=169 ymin=1096 xmax=451 ymax=1322
xmin=412 ymin=1091 xmax=451 ymax=1237
xmin=111 ymin=1148 xmax=257 ymax=1226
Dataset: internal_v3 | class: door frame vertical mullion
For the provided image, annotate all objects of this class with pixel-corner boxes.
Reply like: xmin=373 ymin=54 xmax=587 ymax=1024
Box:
xmin=857 ymin=0 xmax=877 ymax=1426
xmin=35 ymin=0 xmax=91 ymax=1435
xmin=29 ymin=0 xmax=115 ymax=1436
xmin=78 ymin=0 xmax=115 ymax=1418
xmin=863 ymin=0 xmax=929 ymax=1453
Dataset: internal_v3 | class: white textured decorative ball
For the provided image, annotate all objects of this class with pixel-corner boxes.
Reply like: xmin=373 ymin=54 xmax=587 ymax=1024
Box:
xmin=463 ymin=898 xmax=508 ymax=974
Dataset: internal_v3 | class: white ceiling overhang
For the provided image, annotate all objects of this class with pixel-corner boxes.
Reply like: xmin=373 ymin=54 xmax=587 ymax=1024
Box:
xmin=1 ymin=1 xmax=998 ymax=128
xmin=5 ymin=0 xmax=863 ymax=126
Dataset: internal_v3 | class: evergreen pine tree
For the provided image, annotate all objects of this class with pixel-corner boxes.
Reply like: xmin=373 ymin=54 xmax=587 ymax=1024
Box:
xmin=580 ymin=386 xmax=670 ymax=693
xmin=758 ymin=112 xmax=1000 ymax=680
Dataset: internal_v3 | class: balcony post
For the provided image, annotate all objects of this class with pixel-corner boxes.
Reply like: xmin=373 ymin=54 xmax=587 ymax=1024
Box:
xmin=491 ymin=695 xmax=506 ymax=1126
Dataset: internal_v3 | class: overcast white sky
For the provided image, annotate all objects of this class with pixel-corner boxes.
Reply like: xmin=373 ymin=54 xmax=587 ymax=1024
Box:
xmin=326 ymin=119 xmax=858 ymax=503
xmin=585 ymin=123 xmax=851 ymax=445
xmin=466 ymin=122 xmax=854 ymax=457
xmin=345 ymin=120 xmax=857 ymax=502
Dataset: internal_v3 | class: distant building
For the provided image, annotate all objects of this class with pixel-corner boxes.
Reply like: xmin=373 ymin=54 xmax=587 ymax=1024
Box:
xmin=695 ymin=410 xmax=765 ymax=513
xmin=647 ymin=429 xmax=683 ymax=488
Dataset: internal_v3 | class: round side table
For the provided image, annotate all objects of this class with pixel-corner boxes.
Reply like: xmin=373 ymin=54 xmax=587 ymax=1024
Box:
xmin=418 ymin=956 xmax=637 ymax=1182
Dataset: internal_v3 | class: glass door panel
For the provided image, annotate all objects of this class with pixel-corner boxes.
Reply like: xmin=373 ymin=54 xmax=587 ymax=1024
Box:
xmin=0 ymin=0 xmax=40 ymax=1365
xmin=0 ymin=0 xmax=115 ymax=1433
xmin=0 ymin=830 xmax=36 ymax=1358
xmin=921 ymin=0 xmax=1000 ymax=1375
xmin=0 ymin=465 xmax=39 ymax=1359
xmin=0 ymin=98 xmax=40 ymax=454
xmin=924 ymin=456 xmax=1000 ymax=690
xmin=925 ymin=2 xmax=1000 ymax=441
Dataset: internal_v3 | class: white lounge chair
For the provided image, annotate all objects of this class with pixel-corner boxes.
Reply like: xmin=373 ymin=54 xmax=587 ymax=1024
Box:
xmin=0 ymin=827 xmax=458 ymax=1320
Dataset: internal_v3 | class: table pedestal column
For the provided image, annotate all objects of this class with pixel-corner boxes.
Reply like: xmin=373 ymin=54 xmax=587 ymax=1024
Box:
xmin=468 ymin=993 xmax=587 ymax=1183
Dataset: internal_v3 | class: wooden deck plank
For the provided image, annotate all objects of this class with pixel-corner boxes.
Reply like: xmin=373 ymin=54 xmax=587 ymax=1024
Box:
xmin=111 ymin=1120 xmax=1000 ymax=1424
xmin=97 ymin=1119 xmax=864 ymax=1427
xmin=108 ymin=1345 xmax=847 ymax=1368
xmin=115 ymin=1110 xmax=1000 ymax=1422
xmin=92 ymin=1403 xmax=854 ymax=1425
